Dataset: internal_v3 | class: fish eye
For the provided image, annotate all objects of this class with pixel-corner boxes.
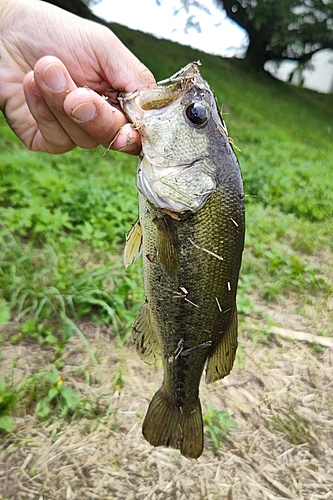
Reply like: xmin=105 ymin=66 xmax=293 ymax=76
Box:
xmin=185 ymin=103 xmax=209 ymax=127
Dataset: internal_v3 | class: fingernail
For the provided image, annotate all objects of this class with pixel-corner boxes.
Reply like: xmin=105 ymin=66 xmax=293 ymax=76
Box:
xmin=71 ymin=102 xmax=97 ymax=122
xmin=42 ymin=63 xmax=67 ymax=91
xmin=118 ymin=142 xmax=139 ymax=153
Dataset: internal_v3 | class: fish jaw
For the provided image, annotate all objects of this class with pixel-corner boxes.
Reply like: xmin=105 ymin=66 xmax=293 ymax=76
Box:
xmin=131 ymin=93 xmax=218 ymax=213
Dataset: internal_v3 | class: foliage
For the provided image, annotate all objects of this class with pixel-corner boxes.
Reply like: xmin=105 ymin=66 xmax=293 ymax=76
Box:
xmin=46 ymin=0 xmax=333 ymax=74
xmin=0 ymin=379 xmax=17 ymax=432
xmin=54 ymin=0 xmax=333 ymax=75
xmin=0 ymin=227 xmax=135 ymax=347
xmin=265 ymin=400 xmax=318 ymax=456
xmin=0 ymin=23 xmax=333 ymax=428
xmin=0 ymin=147 xmax=137 ymax=249
xmin=242 ymin=203 xmax=329 ymax=302
xmin=178 ymin=0 xmax=333 ymax=71
xmin=34 ymin=367 xmax=81 ymax=421
xmin=0 ymin=299 xmax=10 ymax=327
xmin=0 ymin=366 xmax=115 ymax=433
xmin=203 ymin=404 xmax=237 ymax=451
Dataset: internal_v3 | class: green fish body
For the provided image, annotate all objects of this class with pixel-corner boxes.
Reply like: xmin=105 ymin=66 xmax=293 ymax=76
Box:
xmin=121 ymin=63 xmax=245 ymax=458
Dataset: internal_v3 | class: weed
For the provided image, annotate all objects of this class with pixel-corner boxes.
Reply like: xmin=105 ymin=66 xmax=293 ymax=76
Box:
xmin=0 ymin=379 xmax=16 ymax=432
xmin=0 ymin=146 xmax=137 ymax=248
xmin=0 ymin=298 xmax=10 ymax=328
xmin=241 ymin=203 xmax=329 ymax=303
xmin=0 ymin=363 xmax=122 ymax=431
xmin=34 ymin=368 xmax=80 ymax=421
xmin=203 ymin=403 xmax=236 ymax=451
xmin=265 ymin=403 xmax=318 ymax=457
xmin=112 ymin=369 xmax=125 ymax=392
xmin=0 ymin=226 xmax=132 ymax=344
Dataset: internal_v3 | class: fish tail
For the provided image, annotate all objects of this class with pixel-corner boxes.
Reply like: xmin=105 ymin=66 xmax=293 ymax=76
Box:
xmin=142 ymin=388 xmax=203 ymax=459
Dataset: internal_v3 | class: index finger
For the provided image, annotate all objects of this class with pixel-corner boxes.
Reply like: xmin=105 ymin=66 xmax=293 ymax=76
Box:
xmin=63 ymin=86 xmax=141 ymax=154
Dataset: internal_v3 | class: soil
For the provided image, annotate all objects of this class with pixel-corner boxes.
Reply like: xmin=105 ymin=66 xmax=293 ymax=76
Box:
xmin=0 ymin=309 xmax=333 ymax=500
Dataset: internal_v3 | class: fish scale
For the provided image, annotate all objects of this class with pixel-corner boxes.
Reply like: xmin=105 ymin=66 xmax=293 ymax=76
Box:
xmin=121 ymin=62 xmax=245 ymax=458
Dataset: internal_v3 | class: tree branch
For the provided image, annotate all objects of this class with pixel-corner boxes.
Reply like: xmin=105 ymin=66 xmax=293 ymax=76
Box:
xmin=219 ymin=0 xmax=257 ymax=37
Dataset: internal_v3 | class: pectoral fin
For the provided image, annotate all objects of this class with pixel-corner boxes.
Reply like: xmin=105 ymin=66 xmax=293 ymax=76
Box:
xmin=154 ymin=215 xmax=179 ymax=277
xmin=206 ymin=306 xmax=238 ymax=383
xmin=132 ymin=300 xmax=160 ymax=363
xmin=124 ymin=220 xmax=142 ymax=267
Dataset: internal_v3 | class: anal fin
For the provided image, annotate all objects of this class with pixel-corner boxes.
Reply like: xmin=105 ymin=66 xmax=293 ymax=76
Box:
xmin=206 ymin=306 xmax=238 ymax=383
xmin=132 ymin=300 xmax=160 ymax=363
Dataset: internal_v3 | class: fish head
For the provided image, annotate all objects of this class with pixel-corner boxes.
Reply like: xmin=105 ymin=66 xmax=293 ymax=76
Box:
xmin=120 ymin=62 xmax=233 ymax=213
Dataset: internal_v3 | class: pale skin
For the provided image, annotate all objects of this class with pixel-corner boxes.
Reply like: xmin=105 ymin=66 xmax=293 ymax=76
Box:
xmin=0 ymin=0 xmax=156 ymax=154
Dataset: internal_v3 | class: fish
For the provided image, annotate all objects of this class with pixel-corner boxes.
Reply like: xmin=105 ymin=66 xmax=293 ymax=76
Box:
xmin=120 ymin=62 xmax=245 ymax=459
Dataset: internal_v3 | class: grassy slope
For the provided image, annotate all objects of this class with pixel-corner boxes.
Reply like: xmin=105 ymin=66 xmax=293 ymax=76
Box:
xmin=0 ymin=22 xmax=332 ymax=346
xmin=1 ymin=22 xmax=333 ymax=500
xmin=0 ymin=18 xmax=332 ymax=359
xmin=112 ymin=24 xmax=333 ymax=215
xmin=111 ymin=25 xmax=333 ymax=325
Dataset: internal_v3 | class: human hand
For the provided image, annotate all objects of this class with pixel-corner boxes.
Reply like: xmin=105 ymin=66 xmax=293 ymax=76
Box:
xmin=0 ymin=0 xmax=156 ymax=154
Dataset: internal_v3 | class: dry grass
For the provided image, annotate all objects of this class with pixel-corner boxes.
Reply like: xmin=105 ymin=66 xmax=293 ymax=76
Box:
xmin=1 ymin=316 xmax=333 ymax=500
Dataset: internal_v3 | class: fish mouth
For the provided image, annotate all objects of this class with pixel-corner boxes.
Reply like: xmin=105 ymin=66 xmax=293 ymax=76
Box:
xmin=137 ymin=157 xmax=216 ymax=213
xmin=120 ymin=62 xmax=204 ymax=124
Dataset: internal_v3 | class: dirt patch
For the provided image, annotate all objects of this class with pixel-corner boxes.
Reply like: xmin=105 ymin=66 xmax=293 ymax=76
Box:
xmin=1 ymin=317 xmax=333 ymax=500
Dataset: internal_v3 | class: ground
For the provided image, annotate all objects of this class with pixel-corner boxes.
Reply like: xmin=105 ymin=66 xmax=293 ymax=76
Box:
xmin=1 ymin=305 xmax=333 ymax=500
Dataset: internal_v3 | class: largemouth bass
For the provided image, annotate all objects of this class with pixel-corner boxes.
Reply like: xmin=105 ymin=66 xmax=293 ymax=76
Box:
xmin=121 ymin=62 xmax=245 ymax=459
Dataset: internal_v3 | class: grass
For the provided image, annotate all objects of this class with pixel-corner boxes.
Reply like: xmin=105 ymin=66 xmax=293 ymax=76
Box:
xmin=203 ymin=404 xmax=237 ymax=452
xmin=265 ymin=401 xmax=318 ymax=457
xmin=0 ymin=21 xmax=333 ymax=430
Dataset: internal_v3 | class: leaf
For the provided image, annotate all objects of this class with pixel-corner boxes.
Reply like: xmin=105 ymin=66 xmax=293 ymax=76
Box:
xmin=0 ymin=414 xmax=14 ymax=433
xmin=47 ymin=387 xmax=59 ymax=401
xmin=0 ymin=299 xmax=10 ymax=326
xmin=60 ymin=386 xmax=79 ymax=410
xmin=61 ymin=315 xmax=98 ymax=366
xmin=36 ymin=398 xmax=52 ymax=421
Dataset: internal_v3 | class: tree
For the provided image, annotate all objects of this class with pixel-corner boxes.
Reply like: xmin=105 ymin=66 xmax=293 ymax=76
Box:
xmin=216 ymin=0 xmax=333 ymax=71
xmin=45 ymin=0 xmax=333 ymax=73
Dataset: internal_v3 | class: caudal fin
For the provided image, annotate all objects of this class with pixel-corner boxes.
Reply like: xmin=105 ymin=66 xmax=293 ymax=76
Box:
xmin=142 ymin=388 xmax=203 ymax=459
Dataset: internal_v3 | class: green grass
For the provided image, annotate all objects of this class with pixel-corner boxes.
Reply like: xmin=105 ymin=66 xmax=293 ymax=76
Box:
xmin=1 ymin=22 xmax=333 ymax=427
xmin=203 ymin=404 xmax=237 ymax=452
xmin=264 ymin=399 xmax=318 ymax=457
